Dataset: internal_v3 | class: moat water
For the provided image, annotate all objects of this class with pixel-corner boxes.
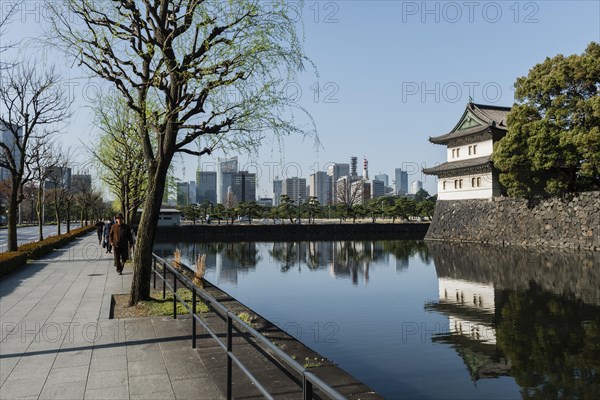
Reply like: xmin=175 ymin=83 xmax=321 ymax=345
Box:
xmin=153 ymin=239 xmax=600 ymax=399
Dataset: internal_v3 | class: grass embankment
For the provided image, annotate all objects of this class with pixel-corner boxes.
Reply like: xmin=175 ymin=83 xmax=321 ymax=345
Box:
xmin=112 ymin=288 xmax=210 ymax=319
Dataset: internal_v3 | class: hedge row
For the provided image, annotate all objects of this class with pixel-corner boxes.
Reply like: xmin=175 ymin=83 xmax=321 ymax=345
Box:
xmin=0 ymin=226 xmax=96 ymax=278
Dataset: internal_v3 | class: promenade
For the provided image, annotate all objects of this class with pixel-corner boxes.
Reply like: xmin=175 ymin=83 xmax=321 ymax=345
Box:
xmin=0 ymin=233 xmax=224 ymax=399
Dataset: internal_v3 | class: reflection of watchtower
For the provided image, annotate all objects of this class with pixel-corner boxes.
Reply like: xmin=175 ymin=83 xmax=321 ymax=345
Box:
xmin=425 ymin=278 xmax=510 ymax=380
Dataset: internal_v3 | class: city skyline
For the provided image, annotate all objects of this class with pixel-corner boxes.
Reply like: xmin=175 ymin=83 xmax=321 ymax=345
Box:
xmin=185 ymin=155 xmax=421 ymax=206
xmin=0 ymin=2 xmax=597 ymax=199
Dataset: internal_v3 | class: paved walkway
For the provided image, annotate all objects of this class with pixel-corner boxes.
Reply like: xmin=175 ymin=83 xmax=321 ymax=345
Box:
xmin=0 ymin=234 xmax=224 ymax=400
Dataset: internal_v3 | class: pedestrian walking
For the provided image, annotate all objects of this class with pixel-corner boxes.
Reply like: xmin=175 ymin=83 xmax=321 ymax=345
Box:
xmin=95 ymin=219 xmax=104 ymax=244
xmin=103 ymin=217 xmax=114 ymax=253
xmin=109 ymin=213 xmax=134 ymax=275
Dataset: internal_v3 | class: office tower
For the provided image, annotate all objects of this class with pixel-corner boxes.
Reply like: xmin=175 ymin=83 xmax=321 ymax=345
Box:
xmin=196 ymin=170 xmax=217 ymax=204
xmin=188 ymin=181 xmax=196 ymax=204
xmin=257 ymin=198 xmax=273 ymax=207
xmin=217 ymin=156 xmax=238 ymax=204
xmin=395 ymin=168 xmax=409 ymax=195
xmin=177 ymin=182 xmax=190 ymax=206
xmin=350 ymin=156 xmax=358 ymax=177
xmin=411 ymin=180 xmax=423 ymax=194
xmin=327 ymin=163 xmax=349 ymax=204
xmin=231 ymin=171 xmax=256 ymax=203
xmin=282 ymin=177 xmax=307 ymax=205
xmin=374 ymin=173 xmax=389 ymax=187
xmin=45 ymin=166 xmax=72 ymax=190
xmin=309 ymin=171 xmax=328 ymax=205
xmin=273 ymin=178 xmax=283 ymax=206
xmin=71 ymin=174 xmax=92 ymax=194
xmin=0 ymin=121 xmax=21 ymax=181
xmin=371 ymin=179 xmax=385 ymax=199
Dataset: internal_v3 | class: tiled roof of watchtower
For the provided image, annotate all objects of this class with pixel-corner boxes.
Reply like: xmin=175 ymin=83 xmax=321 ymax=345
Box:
xmin=422 ymin=155 xmax=491 ymax=176
xmin=428 ymin=102 xmax=511 ymax=145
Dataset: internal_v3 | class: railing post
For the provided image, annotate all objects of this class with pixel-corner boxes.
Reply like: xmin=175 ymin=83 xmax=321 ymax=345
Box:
xmin=303 ymin=376 xmax=313 ymax=400
xmin=173 ymin=274 xmax=177 ymax=320
xmin=162 ymin=261 xmax=166 ymax=299
xmin=152 ymin=258 xmax=156 ymax=289
xmin=192 ymin=289 xmax=197 ymax=348
xmin=227 ymin=314 xmax=233 ymax=400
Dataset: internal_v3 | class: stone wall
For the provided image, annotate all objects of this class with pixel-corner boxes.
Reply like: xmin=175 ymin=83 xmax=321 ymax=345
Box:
xmin=426 ymin=192 xmax=599 ymax=250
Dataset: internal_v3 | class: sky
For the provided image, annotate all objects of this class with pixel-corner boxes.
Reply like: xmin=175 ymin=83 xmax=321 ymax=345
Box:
xmin=1 ymin=0 xmax=599 ymax=198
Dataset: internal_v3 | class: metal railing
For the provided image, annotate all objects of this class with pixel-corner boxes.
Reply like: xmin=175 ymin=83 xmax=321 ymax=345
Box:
xmin=151 ymin=254 xmax=346 ymax=400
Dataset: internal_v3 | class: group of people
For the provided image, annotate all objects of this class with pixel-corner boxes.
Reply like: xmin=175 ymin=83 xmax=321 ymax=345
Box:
xmin=94 ymin=213 xmax=135 ymax=275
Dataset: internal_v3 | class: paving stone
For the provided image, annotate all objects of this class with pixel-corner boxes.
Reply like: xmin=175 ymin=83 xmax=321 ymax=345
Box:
xmin=166 ymin=361 xmax=208 ymax=381
xmin=91 ymin=345 xmax=127 ymax=359
xmin=86 ymin=369 xmax=128 ymax=390
xmin=171 ymin=377 xmax=224 ymax=400
xmin=128 ymin=359 xmax=168 ymax=377
xmin=45 ymin=365 xmax=89 ymax=385
xmin=39 ymin=381 xmax=87 ymax=399
xmin=129 ymin=373 xmax=174 ymax=396
xmin=0 ymin=377 xmax=45 ymax=398
xmin=53 ymin=349 xmax=92 ymax=368
xmin=89 ymin=355 xmax=127 ymax=372
xmin=84 ymin=384 xmax=129 ymax=400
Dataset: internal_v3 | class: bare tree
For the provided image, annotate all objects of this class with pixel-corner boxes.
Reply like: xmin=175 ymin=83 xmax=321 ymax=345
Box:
xmin=334 ymin=177 xmax=363 ymax=210
xmin=0 ymin=62 xmax=72 ymax=251
xmin=46 ymin=149 xmax=75 ymax=235
xmin=29 ymin=137 xmax=60 ymax=240
xmin=0 ymin=1 xmax=20 ymax=71
xmin=47 ymin=1 xmax=314 ymax=304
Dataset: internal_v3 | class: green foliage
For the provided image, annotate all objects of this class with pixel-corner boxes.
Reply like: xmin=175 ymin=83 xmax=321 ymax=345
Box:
xmin=494 ymin=42 xmax=600 ymax=197
xmin=143 ymin=289 xmax=209 ymax=316
xmin=496 ymin=284 xmax=600 ymax=399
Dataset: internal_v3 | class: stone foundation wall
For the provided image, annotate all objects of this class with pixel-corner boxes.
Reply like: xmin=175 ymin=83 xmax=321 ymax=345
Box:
xmin=426 ymin=192 xmax=599 ymax=250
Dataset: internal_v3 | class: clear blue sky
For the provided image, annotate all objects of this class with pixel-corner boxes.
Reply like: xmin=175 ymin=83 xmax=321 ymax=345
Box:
xmin=2 ymin=1 xmax=599 ymax=197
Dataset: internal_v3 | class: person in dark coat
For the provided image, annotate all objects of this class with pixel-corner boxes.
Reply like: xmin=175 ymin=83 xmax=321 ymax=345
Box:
xmin=103 ymin=217 xmax=114 ymax=253
xmin=109 ymin=213 xmax=134 ymax=275
xmin=94 ymin=220 xmax=105 ymax=244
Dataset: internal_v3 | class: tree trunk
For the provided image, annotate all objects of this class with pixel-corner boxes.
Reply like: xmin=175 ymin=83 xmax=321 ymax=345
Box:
xmin=55 ymin=209 xmax=61 ymax=235
xmin=129 ymin=163 xmax=168 ymax=305
xmin=7 ymin=190 xmax=19 ymax=251
xmin=37 ymin=187 xmax=44 ymax=241
xmin=66 ymin=207 xmax=71 ymax=233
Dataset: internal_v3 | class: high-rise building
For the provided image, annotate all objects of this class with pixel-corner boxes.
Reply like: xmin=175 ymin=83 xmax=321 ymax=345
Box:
xmin=327 ymin=163 xmax=349 ymax=204
xmin=309 ymin=171 xmax=328 ymax=205
xmin=350 ymin=156 xmax=358 ymax=177
xmin=282 ymin=177 xmax=306 ymax=205
xmin=371 ymin=179 xmax=385 ymax=199
xmin=231 ymin=171 xmax=256 ymax=203
xmin=217 ymin=156 xmax=238 ymax=204
xmin=44 ymin=166 xmax=72 ymax=190
xmin=374 ymin=173 xmax=389 ymax=187
xmin=273 ymin=178 xmax=283 ymax=206
xmin=177 ymin=182 xmax=190 ymax=206
xmin=0 ymin=121 xmax=21 ymax=182
xmin=395 ymin=168 xmax=409 ymax=195
xmin=257 ymin=198 xmax=273 ymax=207
xmin=188 ymin=181 xmax=196 ymax=205
xmin=71 ymin=174 xmax=92 ymax=194
xmin=196 ymin=170 xmax=217 ymax=204
xmin=411 ymin=180 xmax=423 ymax=194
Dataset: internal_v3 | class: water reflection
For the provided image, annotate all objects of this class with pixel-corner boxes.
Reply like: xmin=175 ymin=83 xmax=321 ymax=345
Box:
xmin=425 ymin=241 xmax=600 ymax=398
xmin=153 ymin=239 xmax=600 ymax=398
xmin=155 ymin=240 xmax=429 ymax=286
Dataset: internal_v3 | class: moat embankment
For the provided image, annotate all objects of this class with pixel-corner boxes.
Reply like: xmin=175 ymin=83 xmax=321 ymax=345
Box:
xmin=156 ymin=222 xmax=430 ymax=242
xmin=426 ymin=192 xmax=599 ymax=250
